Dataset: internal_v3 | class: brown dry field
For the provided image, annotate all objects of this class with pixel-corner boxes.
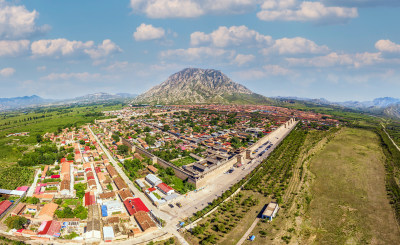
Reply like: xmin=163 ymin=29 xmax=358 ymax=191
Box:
xmin=299 ymin=128 xmax=400 ymax=244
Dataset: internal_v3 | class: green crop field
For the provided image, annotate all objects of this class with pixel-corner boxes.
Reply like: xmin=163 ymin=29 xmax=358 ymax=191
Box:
xmin=0 ymin=103 xmax=123 ymax=189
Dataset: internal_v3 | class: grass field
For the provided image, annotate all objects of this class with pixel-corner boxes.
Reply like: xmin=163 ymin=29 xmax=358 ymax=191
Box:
xmin=298 ymin=128 xmax=400 ymax=244
xmin=171 ymin=156 xmax=197 ymax=167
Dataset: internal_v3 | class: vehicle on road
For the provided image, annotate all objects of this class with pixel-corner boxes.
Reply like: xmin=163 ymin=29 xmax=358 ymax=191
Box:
xmin=169 ymin=203 xmax=174 ymax=208
xmin=176 ymin=202 xmax=182 ymax=208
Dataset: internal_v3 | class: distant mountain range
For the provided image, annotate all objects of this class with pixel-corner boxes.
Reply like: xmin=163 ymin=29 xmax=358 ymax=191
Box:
xmin=133 ymin=68 xmax=271 ymax=105
xmin=276 ymin=96 xmax=400 ymax=119
xmin=0 ymin=92 xmax=137 ymax=111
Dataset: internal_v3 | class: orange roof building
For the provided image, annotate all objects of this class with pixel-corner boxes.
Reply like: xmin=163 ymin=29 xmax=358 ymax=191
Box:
xmin=37 ymin=203 xmax=58 ymax=221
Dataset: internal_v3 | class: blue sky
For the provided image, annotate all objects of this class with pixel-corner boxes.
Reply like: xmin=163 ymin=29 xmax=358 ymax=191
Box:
xmin=0 ymin=0 xmax=399 ymax=101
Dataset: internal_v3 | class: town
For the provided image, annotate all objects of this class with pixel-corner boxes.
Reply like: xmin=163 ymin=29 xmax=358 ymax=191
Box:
xmin=0 ymin=105 xmax=338 ymax=244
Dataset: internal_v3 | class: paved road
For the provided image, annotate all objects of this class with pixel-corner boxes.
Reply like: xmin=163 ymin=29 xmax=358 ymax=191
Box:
xmin=88 ymin=121 xmax=296 ymax=245
xmin=87 ymin=126 xmax=171 ymax=221
xmin=26 ymin=169 xmax=40 ymax=197
xmin=88 ymin=126 xmax=190 ymax=245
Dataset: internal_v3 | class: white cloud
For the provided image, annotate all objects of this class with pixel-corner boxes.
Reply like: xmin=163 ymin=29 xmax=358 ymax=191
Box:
xmin=41 ymin=72 xmax=101 ymax=81
xmin=31 ymin=38 xmax=120 ymax=59
xmin=31 ymin=39 xmax=93 ymax=57
xmin=84 ymin=39 xmax=122 ymax=59
xmin=160 ymin=47 xmax=235 ymax=61
xmin=286 ymin=52 xmax=383 ymax=68
xmin=0 ymin=67 xmax=15 ymax=77
xmin=0 ymin=40 xmax=30 ymax=57
xmin=257 ymin=0 xmax=358 ymax=24
xmin=375 ymin=39 xmax=400 ymax=53
xmin=191 ymin=25 xmax=272 ymax=47
xmin=263 ymin=64 xmax=291 ymax=75
xmin=264 ymin=37 xmax=330 ymax=55
xmin=232 ymin=54 xmax=255 ymax=66
xmin=37 ymin=66 xmax=46 ymax=71
xmin=323 ymin=0 xmax=400 ymax=7
xmin=130 ymin=0 xmax=259 ymax=18
xmin=0 ymin=1 xmax=49 ymax=39
xmin=233 ymin=64 xmax=291 ymax=80
xmin=133 ymin=23 xmax=166 ymax=41
xmin=130 ymin=0 xmax=203 ymax=18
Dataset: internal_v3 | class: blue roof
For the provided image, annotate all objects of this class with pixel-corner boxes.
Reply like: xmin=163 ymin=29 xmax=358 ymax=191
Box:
xmin=101 ymin=205 xmax=108 ymax=217
xmin=250 ymin=235 xmax=255 ymax=241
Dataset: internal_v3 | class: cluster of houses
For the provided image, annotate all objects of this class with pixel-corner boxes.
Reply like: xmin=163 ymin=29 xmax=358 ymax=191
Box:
xmin=0 ymin=126 xmax=163 ymax=243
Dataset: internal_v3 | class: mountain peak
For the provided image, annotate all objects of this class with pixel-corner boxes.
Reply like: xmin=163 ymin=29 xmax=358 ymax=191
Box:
xmin=133 ymin=68 xmax=268 ymax=105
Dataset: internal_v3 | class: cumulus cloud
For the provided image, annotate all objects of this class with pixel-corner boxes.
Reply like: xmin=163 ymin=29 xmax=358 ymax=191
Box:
xmin=0 ymin=1 xmax=49 ymax=39
xmin=286 ymin=52 xmax=383 ymax=68
xmin=84 ymin=39 xmax=122 ymax=59
xmin=263 ymin=64 xmax=291 ymax=75
xmin=257 ymin=0 xmax=358 ymax=24
xmin=31 ymin=38 xmax=121 ymax=59
xmin=41 ymin=72 xmax=101 ymax=81
xmin=234 ymin=65 xmax=291 ymax=80
xmin=191 ymin=25 xmax=272 ymax=47
xmin=323 ymin=0 xmax=400 ymax=7
xmin=0 ymin=67 xmax=15 ymax=77
xmin=129 ymin=0 xmax=259 ymax=18
xmin=133 ymin=23 xmax=166 ymax=41
xmin=375 ymin=39 xmax=400 ymax=53
xmin=160 ymin=47 xmax=235 ymax=61
xmin=0 ymin=40 xmax=30 ymax=57
xmin=232 ymin=54 xmax=255 ymax=66
xmin=264 ymin=37 xmax=330 ymax=55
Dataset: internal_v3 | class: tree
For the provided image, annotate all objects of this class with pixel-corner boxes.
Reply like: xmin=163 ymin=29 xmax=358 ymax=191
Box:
xmin=36 ymin=134 xmax=43 ymax=143
xmin=163 ymin=124 xmax=170 ymax=132
xmin=79 ymin=140 xmax=85 ymax=145
xmin=112 ymin=134 xmax=120 ymax=142
xmin=74 ymin=183 xmax=87 ymax=200
xmin=166 ymin=167 xmax=175 ymax=176
xmin=117 ymin=145 xmax=129 ymax=155
xmin=144 ymin=126 xmax=151 ymax=132
xmin=5 ymin=216 xmax=27 ymax=230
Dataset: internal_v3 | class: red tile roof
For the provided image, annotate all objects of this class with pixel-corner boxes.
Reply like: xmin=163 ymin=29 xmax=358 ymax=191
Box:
xmin=0 ymin=200 xmax=12 ymax=215
xmin=85 ymin=192 xmax=96 ymax=206
xmin=37 ymin=220 xmax=61 ymax=236
xmin=157 ymin=183 xmax=174 ymax=193
xmin=123 ymin=198 xmax=149 ymax=216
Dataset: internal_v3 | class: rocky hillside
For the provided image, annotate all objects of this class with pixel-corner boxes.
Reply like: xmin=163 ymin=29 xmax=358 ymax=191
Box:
xmin=0 ymin=95 xmax=50 ymax=111
xmin=384 ymin=104 xmax=400 ymax=119
xmin=133 ymin=68 xmax=271 ymax=105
